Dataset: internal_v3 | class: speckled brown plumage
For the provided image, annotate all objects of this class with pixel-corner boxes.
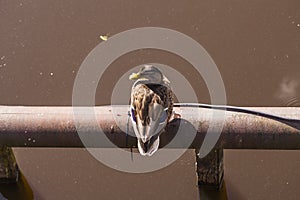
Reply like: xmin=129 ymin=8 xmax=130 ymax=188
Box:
xmin=131 ymin=83 xmax=173 ymax=126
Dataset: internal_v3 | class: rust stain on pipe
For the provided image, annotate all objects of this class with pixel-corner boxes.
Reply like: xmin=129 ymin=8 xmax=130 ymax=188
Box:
xmin=0 ymin=106 xmax=299 ymax=149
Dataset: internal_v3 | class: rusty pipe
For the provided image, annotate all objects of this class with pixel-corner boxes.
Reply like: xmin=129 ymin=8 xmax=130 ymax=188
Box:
xmin=0 ymin=105 xmax=299 ymax=149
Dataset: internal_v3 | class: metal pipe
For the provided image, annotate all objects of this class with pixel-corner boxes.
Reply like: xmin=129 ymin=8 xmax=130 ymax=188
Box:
xmin=0 ymin=105 xmax=299 ymax=149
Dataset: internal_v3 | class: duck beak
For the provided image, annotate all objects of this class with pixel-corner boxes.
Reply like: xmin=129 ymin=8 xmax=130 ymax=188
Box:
xmin=129 ymin=72 xmax=140 ymax=80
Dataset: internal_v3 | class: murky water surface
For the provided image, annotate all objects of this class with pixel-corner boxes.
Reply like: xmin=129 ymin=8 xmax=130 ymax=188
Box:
xmin=0 ymin=0 xmax=299 ymax=199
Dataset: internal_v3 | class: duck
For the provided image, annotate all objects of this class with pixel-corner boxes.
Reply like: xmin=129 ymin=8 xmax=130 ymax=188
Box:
xmin=129 ymin=65 xmax=173 ymax=156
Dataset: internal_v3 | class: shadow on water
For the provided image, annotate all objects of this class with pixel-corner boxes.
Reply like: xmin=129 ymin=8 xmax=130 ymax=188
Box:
xmin=0 ymin=173 xmax=33 ymax=200
xmin=163 ymin=118 xmax=229 ymax=200
xmin=198 ymin=181 xmax=228 ymax=200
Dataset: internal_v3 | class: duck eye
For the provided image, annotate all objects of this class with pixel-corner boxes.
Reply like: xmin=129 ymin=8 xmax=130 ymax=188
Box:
xmin=131 ymin=108 xmax=137 ymax=123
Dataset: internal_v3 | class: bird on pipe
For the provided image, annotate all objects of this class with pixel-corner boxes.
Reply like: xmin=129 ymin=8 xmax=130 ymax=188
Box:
xmin=129 ymin=65 xmax=174 ymax=156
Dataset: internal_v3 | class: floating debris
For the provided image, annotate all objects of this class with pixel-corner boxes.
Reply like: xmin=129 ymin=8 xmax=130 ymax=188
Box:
xmin=0 ymin=56 xmax=5 ymax=60
xmin=50 ymin=72 xmax=54 ymax=76
xmin=100 ymin=35 xmax=108 ymax=41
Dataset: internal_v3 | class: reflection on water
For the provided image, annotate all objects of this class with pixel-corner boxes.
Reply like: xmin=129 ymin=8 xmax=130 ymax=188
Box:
xmin=275 ymin=76 xmax=300 ymax=106
xmin=0 ymin=173 xmax=33 ymax=200
xmin=198 ymin=181 xmax=228 ymax=200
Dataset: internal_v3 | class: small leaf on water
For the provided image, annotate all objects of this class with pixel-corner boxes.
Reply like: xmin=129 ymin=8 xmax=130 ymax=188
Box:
xmin=100 ymin=35 xmax=108 ymax=41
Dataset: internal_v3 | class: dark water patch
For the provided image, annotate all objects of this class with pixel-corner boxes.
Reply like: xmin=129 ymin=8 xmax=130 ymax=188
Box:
xmin=0 ymin=173 xmax=33 ymax=200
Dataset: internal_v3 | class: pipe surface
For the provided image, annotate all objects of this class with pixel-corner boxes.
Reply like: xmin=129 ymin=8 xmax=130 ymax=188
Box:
xmin=0 ymin=105 xmax=299 ymax=149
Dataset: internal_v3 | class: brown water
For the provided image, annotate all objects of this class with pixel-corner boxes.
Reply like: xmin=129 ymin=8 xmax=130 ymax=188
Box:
xmin=0 ymin=0 xmax=300 ymax=199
